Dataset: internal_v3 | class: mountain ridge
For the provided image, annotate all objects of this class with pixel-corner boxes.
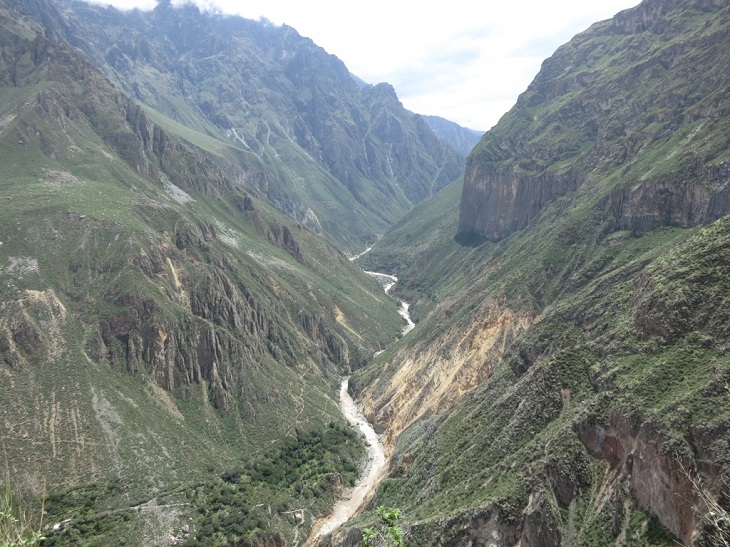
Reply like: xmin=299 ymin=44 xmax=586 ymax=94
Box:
xmin=29 ymin=0 xmax=465 ymax=252
xmin=421 ymin=114 xmax=483 ymax=157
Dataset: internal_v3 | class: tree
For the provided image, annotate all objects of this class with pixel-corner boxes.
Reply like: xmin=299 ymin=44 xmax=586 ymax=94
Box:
xmin=362 ymin=506 xmax=404 ymax=547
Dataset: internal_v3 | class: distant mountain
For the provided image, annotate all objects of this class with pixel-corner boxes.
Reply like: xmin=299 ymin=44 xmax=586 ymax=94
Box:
xmin=26 ymin=0 xmax=464 ymax=252
xmin=421 ymin=114 xmax=483 ymax=156
xmin=350 ymin=72 xmax=370 ymax=89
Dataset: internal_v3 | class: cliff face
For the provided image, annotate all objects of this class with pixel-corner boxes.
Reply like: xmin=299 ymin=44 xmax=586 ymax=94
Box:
xmin=459 ymin=0 xmax=730 ymax=241
xmin=601 ymin=161 xmax=730 ymax=235
xmin=460 ymin=163 xmax=581 ymax=241
xmin=354 ymin=295 xmax=536 ymax=448
xmin=354 ymin=210 xmax=730 ymax=545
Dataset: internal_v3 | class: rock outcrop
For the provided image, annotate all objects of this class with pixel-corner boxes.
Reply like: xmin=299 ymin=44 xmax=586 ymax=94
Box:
xmin=354 ymin=295 xmax=536 ymax=447
xmin=601 ymin=162 xmax=730 ymax=235
xmin=459 ymin=163 xmax=581 ymax=242
xmin=458 ymin=0 xmax=730 ymax=241
xmin=579 ymin=410 xmax=705 ymax=545
xmin=348 ymin=4 xmax=730 ymax=544
xmin=0 ymin=10 xmax=405 ymax=530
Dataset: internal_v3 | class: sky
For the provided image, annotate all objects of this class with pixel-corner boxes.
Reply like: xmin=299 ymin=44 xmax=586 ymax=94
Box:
xmin=84 ymin=0 xmax=642 ymax=131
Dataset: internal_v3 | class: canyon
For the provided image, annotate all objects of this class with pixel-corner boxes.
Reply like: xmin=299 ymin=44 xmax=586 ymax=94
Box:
xmin=1 ymin=0 xmax=729 ymax=545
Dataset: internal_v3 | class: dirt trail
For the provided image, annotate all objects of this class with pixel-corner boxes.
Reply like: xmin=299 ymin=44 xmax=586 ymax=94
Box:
xmin=306 ymin=378 xmax=386 ymax=544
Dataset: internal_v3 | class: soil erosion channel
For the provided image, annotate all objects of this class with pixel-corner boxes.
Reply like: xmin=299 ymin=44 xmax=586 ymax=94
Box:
xmin=307 ymin=268 xmax=413 ymax=543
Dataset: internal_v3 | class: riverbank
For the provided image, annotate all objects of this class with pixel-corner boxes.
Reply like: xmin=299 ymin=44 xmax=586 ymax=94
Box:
xmin=305 ymin=256 xmax=415 ymax=543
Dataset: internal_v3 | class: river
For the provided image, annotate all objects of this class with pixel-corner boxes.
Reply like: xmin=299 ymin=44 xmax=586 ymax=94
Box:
xmin=305 ymin=257 xmax=414 ymax=543
xmin=306 ymin=378 xmax=386 ymax=543
xmin=363 ymin=271 xmax=415 ymax=336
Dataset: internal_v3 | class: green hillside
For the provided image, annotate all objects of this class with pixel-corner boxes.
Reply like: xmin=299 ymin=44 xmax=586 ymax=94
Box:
xmin=352 ymin=0 xmax=730 ymax=544
xmin=0 ymin=4 xmax=406 ymax=543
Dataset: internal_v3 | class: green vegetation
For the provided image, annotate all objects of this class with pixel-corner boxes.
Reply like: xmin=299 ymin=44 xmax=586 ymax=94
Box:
xmin=0 ymin=4 xmax=408 ymax=544
xmin=40 ymin=423 xmax=363 ymax=545
xmin=46 ymin=0 xmax=463 ymax=253
xmin=356 ymin=178 xmax=730 ymax=543
xmin=2 ymin=0 xmax=730 ymax=544
xmin=356 ymin=178 xmax=466 ymax=321
xmin=362 ymin=507 xmax=405 ymax=547
xmin=1 ymin=473 xmax=45 ymax=547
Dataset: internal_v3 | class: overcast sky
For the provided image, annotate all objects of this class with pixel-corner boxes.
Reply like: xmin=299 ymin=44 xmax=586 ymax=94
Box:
xmin=84 ymin=0 xmax=642 ymax=131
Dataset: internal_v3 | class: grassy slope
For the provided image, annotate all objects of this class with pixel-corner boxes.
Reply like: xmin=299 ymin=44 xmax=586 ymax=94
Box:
xmin=469 ymin=0 xmax=730 ymax=195
xmin=0 ymin=10 xmax=405 ymax=544
xmin=355 ymin=154 xmax=729 ymax=547
xmin=351 ymin=1 xmax=730 ymax=543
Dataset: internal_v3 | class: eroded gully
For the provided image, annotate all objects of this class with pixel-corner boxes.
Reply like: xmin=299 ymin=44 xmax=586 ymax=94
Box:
xmin=305 ymin=259 xmax=414 ymax=544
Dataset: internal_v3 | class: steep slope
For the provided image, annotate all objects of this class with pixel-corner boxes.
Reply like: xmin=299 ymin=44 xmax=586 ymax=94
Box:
xmin=0 ymin=6 xmax=406 ymax=544
xmin=460 ymin=0 xmax=729 ymax=242
xmin=19 ymin=0 xmax=464 ymax=252
xmin=347 ymin=0 xmax=730 ymax=545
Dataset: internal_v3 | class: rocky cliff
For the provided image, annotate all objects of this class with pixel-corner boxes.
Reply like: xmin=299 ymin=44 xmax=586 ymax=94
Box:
xmin=459 ymin=0 xmax=730 ymax=241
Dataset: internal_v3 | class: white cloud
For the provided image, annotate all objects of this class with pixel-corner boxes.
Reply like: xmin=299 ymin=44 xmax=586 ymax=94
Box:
xmin=79 ymin=0 xmax=642 ymax=130
xmin=84 ymin=0 xmax=157 ymax=9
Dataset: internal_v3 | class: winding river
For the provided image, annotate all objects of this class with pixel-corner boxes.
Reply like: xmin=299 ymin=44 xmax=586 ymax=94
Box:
xmin=364 ymin=271 xmax=415 ymax=336
xmin=306 ymin=258 xmax=414 ymax=543
xmin=306 ymin=378 xmax=386 ymax=543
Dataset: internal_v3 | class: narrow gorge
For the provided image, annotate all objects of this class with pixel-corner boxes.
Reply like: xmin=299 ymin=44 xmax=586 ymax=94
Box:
xmin=306 ymin=262 xmax=416 ymax=544
xmin=2 ymin=0 xmax=729 ymax=544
